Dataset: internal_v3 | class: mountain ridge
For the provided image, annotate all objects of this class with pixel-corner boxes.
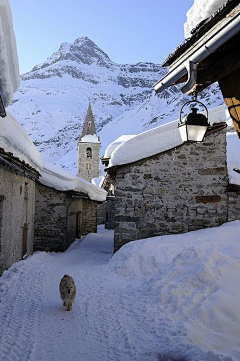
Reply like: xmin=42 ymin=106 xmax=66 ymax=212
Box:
xmin=8 ymin=36 xmax=224 ymax=173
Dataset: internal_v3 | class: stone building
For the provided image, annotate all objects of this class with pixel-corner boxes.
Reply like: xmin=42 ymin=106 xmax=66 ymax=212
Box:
xmin=0 ymin=151 xmax=39 ymax=275
xmin=77 ymin=103 xmax=100 ymax=182
xmin=103 ymin=108 xmax=233 ymax=252
xmin=34 ymin=162 xmax=106 ymax=252
xmin=105 ymin=191 xmax=115 ymax=230
xmin=0 ymin=112 xmax=42 ymax=275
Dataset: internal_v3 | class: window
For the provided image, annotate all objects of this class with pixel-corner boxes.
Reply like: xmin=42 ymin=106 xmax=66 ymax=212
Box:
xmin=86 ymin=147 xmax=92 ymax=159
xmin=86 ymin=163 xmax=92 ymax=170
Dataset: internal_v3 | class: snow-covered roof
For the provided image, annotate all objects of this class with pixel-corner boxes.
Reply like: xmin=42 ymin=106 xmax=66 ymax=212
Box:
xmin=103 ymin=135 xmax=136 ymax=159
xmin=0 ymin=0 xmax=20 ymax=107
xmin=40 ymin=161 xmax=107 ymax=202
xmin=109 ymin=106 xmax=226 ymax=167
xmin=184 ymin=0 xmax=227 ymax=38
xmin=80 ymin=134 xmax=100 ymax=143
xmin=0 ymin=111 xmax=42 ymax=171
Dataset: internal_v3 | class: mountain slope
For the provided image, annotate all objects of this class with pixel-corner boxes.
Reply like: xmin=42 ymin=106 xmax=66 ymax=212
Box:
xmin=8 ymin=36 xmax=224 ymax=172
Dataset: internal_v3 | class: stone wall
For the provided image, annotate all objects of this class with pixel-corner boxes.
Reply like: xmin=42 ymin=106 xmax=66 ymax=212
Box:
xmin=114 ymin=129 xmax=228 ymax=252
xmin=77 ymin=142 xmax=100 ymax=182
xmin=35 ymin=184 xmax=98 ymax=252
xmin=82 ymin=199 xmax=98 ymax=235
xmin=34 ymin=184 xmax=83 ymax=252
xmin=227 ymin=185 xmax=240 ymax=221
xmin=97 ymin=202 xmax=106 ymax=225
xmin=105 ymin=196 xmax=115 ymax=229
xmin=0 ymin=164 xmax=35 ymax=275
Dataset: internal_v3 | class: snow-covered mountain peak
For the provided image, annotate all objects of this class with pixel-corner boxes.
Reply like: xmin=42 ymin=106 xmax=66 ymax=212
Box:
xmin=58 ymin=42 xmax=71 ymax=53
xmin=26 ymin=36 xmax=113 ymax=78
xmin=9 ymin=37 xmax=224 ymax=173
xmin=70 ymin=36 xmax=112 ymax=66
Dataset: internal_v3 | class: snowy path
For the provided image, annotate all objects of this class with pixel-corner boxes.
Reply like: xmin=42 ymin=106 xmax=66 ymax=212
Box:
xmin=0 ymin=228 xmax=157 ymax=361
xmin=0 ymin=225 xmax=237 ymax=361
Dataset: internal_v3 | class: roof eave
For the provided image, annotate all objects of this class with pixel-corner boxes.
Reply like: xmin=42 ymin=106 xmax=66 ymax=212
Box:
xmin=153 ymin=6 xmax=240 ymax=94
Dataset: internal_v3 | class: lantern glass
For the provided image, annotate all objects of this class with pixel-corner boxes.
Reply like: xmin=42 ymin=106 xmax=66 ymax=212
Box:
xmin=179 ymin=123 xmax=187 ymax=142
xmin=178 ymin=123 xmax=208 ymax=142
xmin=186 ymin=124 xmax=208 ymax=142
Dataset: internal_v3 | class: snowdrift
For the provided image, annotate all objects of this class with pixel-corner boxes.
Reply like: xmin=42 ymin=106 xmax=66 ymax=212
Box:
xmin=109 ymin=221 xmax=240 ymax=360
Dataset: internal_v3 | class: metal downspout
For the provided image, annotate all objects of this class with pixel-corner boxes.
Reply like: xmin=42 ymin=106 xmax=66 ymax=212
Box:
xmin=153 ymin=11 xmax=240 ymax=94
xmin=181 ymin=61 xmax=198 ymax=93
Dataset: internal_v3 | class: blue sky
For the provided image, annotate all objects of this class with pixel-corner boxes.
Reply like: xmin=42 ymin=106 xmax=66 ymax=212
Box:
xmin=9 ymin=0 xmax=194 ymax=75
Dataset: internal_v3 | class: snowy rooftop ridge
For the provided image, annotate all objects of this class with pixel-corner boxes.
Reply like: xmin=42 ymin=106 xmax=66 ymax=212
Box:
xmin=103 ymin=135 xmax=136 ymax=159
xmin=0 ymin=111 xmax=42 ymax=171
xmin=184 ymin=0 xmax=227 ymax=38
xmin=0 ymin=0 xmax=20 ymax=107
xmin=109 ymin=106 xmax=226 ymax=167
xmin=40 ymin=161 xmax=107 ymax=202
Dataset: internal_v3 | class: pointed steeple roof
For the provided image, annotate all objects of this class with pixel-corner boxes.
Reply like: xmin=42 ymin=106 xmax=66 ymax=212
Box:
xmin=80 ymin=103 xmax=97 ymax=139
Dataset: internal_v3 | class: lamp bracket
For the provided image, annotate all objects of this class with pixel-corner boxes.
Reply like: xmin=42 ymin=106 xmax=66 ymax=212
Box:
xmin=179 ymin=99 xmax=209 ymax=125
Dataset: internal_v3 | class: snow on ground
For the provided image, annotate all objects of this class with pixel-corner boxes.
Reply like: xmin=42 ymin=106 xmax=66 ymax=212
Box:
xmin=1 ymin=222 xmax=239 ymax=361
xmin=0 ymin=0 xmax=20 ymax=107
xmin=184 ymin=0 xmax=227 ymax=38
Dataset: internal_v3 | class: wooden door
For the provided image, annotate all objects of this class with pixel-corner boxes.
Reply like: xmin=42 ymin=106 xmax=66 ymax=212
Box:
xmin=76 ymin=212 xmax=81 ymax=239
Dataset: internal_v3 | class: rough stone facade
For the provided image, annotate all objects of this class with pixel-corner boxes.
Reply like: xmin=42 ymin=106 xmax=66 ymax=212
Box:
xmin=82 ymin=198 xmax=98 ymax=235
xmin=227 ymin=184 xmax=240 ymax=221
xmin=97 ymin=202 xmax=106 ymax=225
xmin=105 ymin=195 xmax=115 ymax=229
xmin=77 ymin=141 xmax=100 ymax=181
xmin=77 ymin=103 xmax=100 ymax=182
xmin=0 ymin=163 xmax=36 ymax=275
xmin=34 ymin=183 xmax=97 ymax=252
xmin=113 ymin=129 xmax=228 ymax=252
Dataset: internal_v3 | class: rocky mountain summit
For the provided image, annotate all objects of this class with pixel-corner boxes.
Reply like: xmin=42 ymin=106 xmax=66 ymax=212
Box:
xmin=8 ymin=36 xmax=224 ymax=172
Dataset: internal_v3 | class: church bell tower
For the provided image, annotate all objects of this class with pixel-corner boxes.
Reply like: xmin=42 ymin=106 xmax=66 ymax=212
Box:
xmin=77 ymin=103 xmax=100 ymax=182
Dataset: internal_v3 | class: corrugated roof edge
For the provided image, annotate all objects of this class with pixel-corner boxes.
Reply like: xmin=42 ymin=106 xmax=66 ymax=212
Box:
xmin=162 ymin=0 xmax=238 ymax=67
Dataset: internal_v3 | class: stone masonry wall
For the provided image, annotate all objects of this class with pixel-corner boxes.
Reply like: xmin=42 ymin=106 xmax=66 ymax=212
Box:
xmin=105 ymin=196 xmax=115 ymax=229
xmin=82 ymin=199 xmax=97 ymax=235
xmin=0 ymin=165 xmax=35 ymax=275
xmin=34 ymin=184 xmax=83 ymax=252
xmin=114 ymin=129 xmax=228 ymax=252
xmin=77 ymin=142 xmax=100 ymax=182
xmin=227 ymin=185 xmax=240 ymax=221
xmin=97 ymin=202 xmax=106 ymax=225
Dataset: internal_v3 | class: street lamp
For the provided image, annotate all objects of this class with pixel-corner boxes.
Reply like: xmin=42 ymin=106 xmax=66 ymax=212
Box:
xmin=178 ymin=97 xmax=209 ymax=142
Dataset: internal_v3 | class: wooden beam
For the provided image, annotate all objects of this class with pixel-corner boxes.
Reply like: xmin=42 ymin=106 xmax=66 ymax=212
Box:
xmin=174 ymin=34 xmax=240 ymax=92
xmin=197 ymin=51 xmax=240 ymax=90
xmin=218 ymin=68 xmax=240 ymax=138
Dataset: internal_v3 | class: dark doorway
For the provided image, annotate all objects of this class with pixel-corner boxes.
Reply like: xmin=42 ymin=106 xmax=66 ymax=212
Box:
xmin=0 ymin=195 xmax=4 ymax=255
xmin=76 ymin=212 xmax=82 ymax=239
xmin=22 ymin=223 xmax=28 ymax=258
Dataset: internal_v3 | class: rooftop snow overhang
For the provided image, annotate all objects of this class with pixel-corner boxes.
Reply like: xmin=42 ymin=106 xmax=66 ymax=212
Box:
xmin=153 ymin=2 xmax=240 ymax=95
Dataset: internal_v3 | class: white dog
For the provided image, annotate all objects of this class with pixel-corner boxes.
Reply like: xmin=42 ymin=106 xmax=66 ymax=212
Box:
xmin=59 ymin=275 xmax=76 ymax=311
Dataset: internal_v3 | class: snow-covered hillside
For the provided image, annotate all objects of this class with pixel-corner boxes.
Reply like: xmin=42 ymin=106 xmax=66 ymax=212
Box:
xmin=8 ymin=36 xmax=224 ymax=172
